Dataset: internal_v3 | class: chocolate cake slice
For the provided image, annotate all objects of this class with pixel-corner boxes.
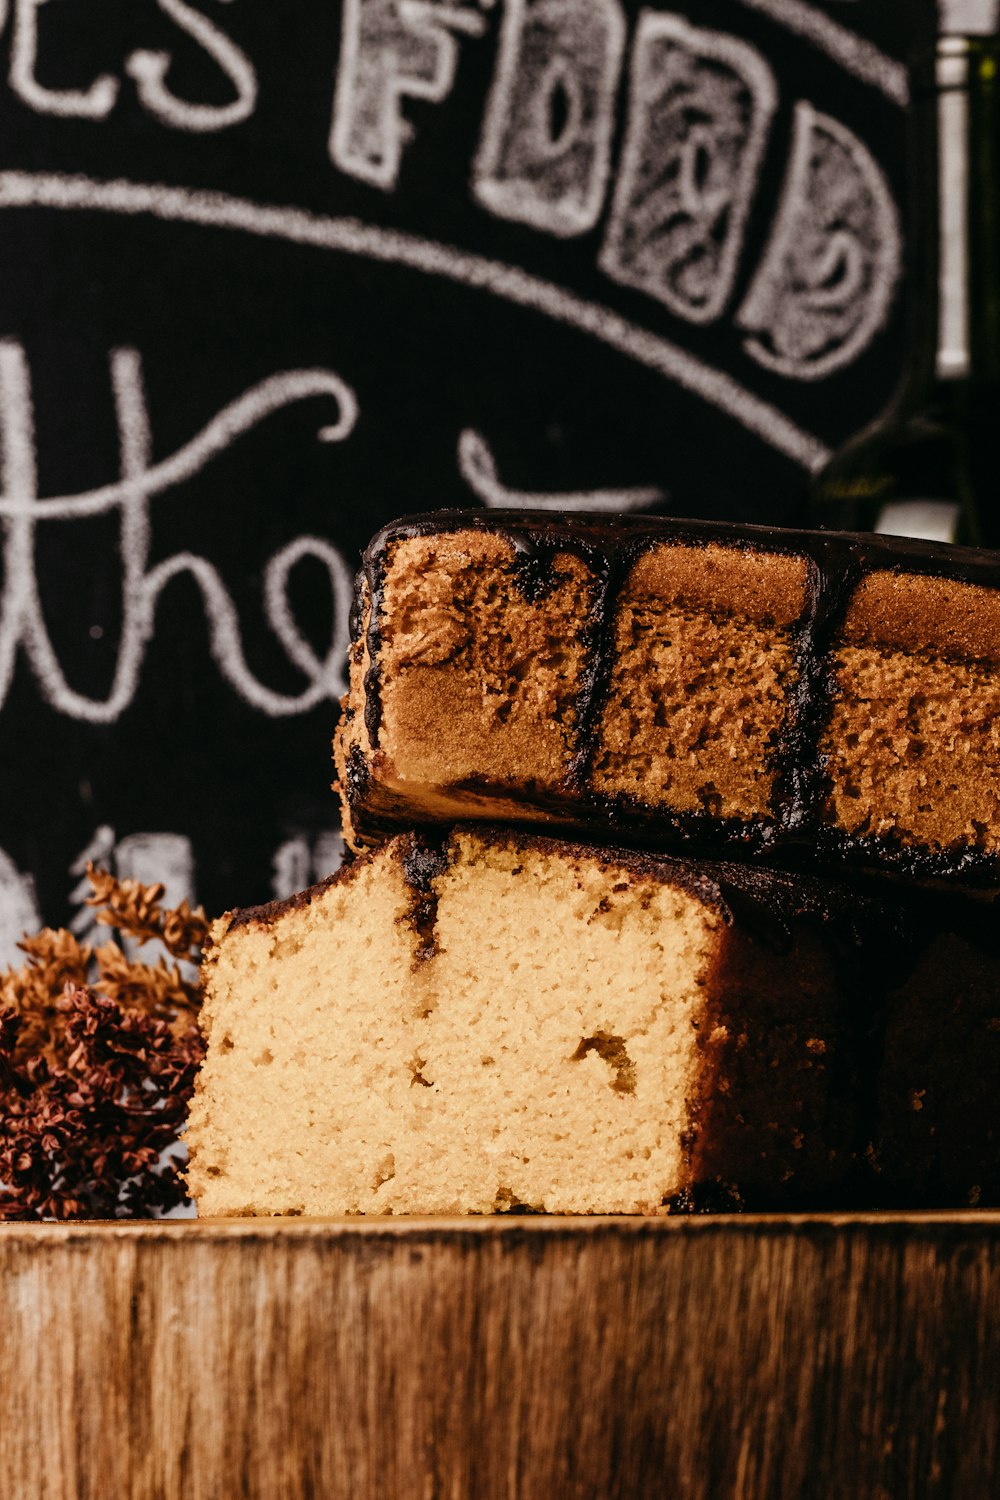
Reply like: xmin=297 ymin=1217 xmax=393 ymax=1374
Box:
xmin=874 ymin=907 xmax=1000 ymax=1208
xmin=187 ymin=828 xmax=877 ymax=1217
xmin=335 ymin=512 xmax=1000 ymax=891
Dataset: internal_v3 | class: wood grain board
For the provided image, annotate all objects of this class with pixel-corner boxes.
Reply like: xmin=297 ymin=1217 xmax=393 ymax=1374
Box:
xmin=0 ymin=1214 xmax=998 ymax=1499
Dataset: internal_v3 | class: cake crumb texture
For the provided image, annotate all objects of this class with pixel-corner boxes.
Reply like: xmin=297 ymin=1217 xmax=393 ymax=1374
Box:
xmin=875 ymin=931 xmax=1000 ymax=1204
xmin=824 ymin=572 xmax=1000 ymax=855
xmin=822 ymin=647 xmax=1000 ymax=854
xmin=336 ymin=516 xmax=1000 ymax=887
xmin=376 ymin=533 xmax=596 ymax=788
xmin=593 ymin=545 xmax=806 ymax=819
xmin=187 ymin=830 xmax=851 ymax=1216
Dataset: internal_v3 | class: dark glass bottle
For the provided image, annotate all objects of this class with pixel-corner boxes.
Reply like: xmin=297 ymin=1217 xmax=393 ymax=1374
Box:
xmin=809 ymin=28 xmax=1000 ymax=545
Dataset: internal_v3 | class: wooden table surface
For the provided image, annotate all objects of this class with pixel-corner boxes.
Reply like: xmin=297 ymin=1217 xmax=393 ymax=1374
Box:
xmin=0 ymin=1213 xmax=997 ymax=1499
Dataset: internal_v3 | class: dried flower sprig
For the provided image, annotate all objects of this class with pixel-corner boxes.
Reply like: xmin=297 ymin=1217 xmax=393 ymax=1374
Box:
xmin=84 ymin=862 xmax=209 ymax=961
xmin=0 ymin=928 xmax=92 ymax=1066
xmin=93 ymin=945 xmax=199 ymax=1024
xmin=0 ymin=987 xmax=204 ymax=1221
xmin=0 ymin=866 xmax=209 ymax=1219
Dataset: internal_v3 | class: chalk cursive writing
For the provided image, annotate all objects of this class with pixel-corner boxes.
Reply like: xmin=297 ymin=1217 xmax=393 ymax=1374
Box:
xmin=458 ymin=429 xmax=665 ymax=513
xmin=0 ymin=341 xmax=357 ymax=721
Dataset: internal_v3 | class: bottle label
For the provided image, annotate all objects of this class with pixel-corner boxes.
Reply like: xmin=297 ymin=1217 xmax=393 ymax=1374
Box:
xmin=939 ymin=2 xmax=999 ymax=35
xmin=874 ymin=500 xmax=960 ymax=544
xmin=936 ymin=50 xmax=971 ymax=380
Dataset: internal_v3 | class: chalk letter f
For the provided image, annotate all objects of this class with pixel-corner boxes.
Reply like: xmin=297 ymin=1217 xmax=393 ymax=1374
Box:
xmin=331 ymin=0 xmax=487 ymax=190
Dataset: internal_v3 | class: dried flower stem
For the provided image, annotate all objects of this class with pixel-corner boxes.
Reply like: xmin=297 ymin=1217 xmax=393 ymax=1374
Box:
xmin=0 ymin=866 xmax=209 ymax=1219
xmin=85 ymin=863 xmax=209 ymax=961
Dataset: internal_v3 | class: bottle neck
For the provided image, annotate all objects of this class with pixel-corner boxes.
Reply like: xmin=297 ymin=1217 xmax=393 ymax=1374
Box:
xmin=903 ymin=35 xmax=1000 ymax=401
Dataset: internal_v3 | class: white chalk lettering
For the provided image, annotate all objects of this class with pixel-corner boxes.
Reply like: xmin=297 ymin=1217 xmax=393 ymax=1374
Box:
xmin=940 ymin=0 xmax=1000 ymax=33
xmin=272 ymin=839 xmax=312 ymax=901
xmin=736 ymin=101 xmax=901 ymax=379
xmin=0 ymin=846 xmax=40 ymax=967
xmin=731 ymin=0 xmax=907 ymax=106
xmin=10 ymin=0 xmax=120 ymax=118
xmin=115 ymin=832 xmax=195 ymax=911
xmin=272 ymin=830 xmax=344 ymax=900
xmin=0 ymin=341 xmax=357 ymax=721
xmin=8 ymin=0 xmax=255 ymax=130
xmin=68 ymin=825 xmax=117 ymax=946
xmin=458 ymin=428 xmax=664 ymax=512
xmin=115 ymin=831 xmax=196 ymax=960
xmin=600 ymin=13 xmax=777 ymax=325
xmin=67 ymin=827 xmax=196 ymax=961
xmin=473 ymin=0 xmax=625 ymax=238
xmin=331 ymin=0 xmax=487 ymax=190
xmin=125 ymin=0 xmax=257 ymax=133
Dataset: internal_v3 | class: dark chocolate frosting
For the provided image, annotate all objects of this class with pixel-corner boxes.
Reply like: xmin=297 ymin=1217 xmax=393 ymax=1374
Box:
xmin=226 ymin=824 xmax=922 ymax=963
xmin=352 ymin=511 xmax=1000 ymax=892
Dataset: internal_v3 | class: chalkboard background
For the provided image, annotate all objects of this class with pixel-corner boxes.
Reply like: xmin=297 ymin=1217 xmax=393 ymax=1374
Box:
xmin=0 ymin=0 xmax=936 ymax=948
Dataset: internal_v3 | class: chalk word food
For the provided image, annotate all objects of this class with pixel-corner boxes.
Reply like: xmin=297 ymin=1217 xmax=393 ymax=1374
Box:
xmin=333 ymin=3 xmax=903 ymax=377
xmin=737 ymin=102 xmax=902 ymax=380
xmin=7 ymin=1 xmax=903 ymax=379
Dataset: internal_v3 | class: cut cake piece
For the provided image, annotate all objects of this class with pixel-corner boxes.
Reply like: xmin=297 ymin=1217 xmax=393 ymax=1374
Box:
xmin=592 ymin=541 xmax=807 ymax=822
xmin=186 ymin=828 xmax=869 ymax=1217
xmin=874 ymin=911 xmax=1000 ymax=1208
xmin=335 ymin=512 xmax=1000 ymax=891
xmin=821 ymin=570 xmax=1000 ymax=869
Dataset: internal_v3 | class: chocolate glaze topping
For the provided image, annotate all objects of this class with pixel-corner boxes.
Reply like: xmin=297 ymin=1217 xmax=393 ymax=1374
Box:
xmin=353 ymin=511 xmax=1000 ymax=891
xmin=401 ymin=834 xmax=450 ymax=963
xmin=362 ymin=546 xmax=389 ymax=748
xmin=224 ymin=824 xmax=985 ymax=1000
xmin=225 ymin=862 xmax=359 ymax=932
xmin=228 ymin=825 xmax=906 ymax=946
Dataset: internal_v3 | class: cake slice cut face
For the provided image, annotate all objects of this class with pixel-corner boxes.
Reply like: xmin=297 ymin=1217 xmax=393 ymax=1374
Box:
xmin=186 ymin=830 xmax=856 ymax=1216
xmin=339 ymin=527 xmax=602 ymax=836
xmin=371 ymin=529 xmax=597 ymax=791
xmin=338 ymin=519 xmax=809 ymax=849
xmin=592 ymin=543 xmax=806 ymax=822
xmin=336 ymin=512 xmax=1000 ymax=890
xmin=821 ymin=571 xmax=1000 ymax=864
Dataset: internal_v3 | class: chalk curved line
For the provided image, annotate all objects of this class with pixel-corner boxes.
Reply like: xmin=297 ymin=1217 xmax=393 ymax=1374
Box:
xmin=731 ymin=0 xmax=908 ymax=107
xmin=0 ymin=364 xmax=358 ymax=519
xmin=458 ymin=429 xmax=665 ymax=512
xmin=0 ymin=171 xmax=832 ymax=473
